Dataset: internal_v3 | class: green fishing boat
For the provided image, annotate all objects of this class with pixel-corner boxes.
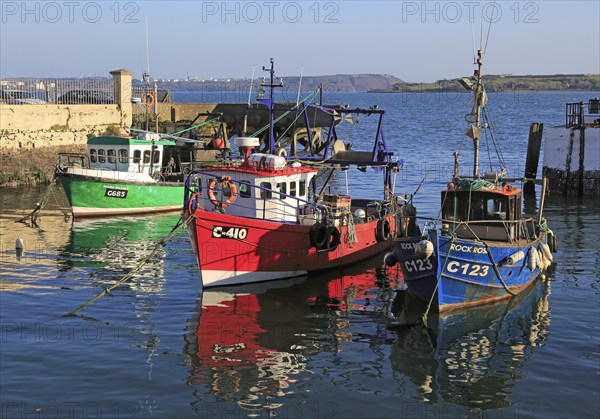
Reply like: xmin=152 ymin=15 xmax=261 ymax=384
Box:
xmin=56 ymin=132 xmax=211 ymax=217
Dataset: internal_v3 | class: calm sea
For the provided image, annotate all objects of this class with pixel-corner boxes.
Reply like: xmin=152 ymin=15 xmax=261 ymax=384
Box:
xmin=1 ymin=91 xmax=598 ymax=418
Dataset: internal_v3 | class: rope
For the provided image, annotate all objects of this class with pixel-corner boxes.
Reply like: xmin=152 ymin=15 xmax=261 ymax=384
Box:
xmin=346 ymin=210 xmax=357 ymax=245
xmin=64 ymin=215 xmax=191 ymax=317
xmin=249 ymin=90 xmax=319 ymax=138
xmin=171 ymin=117 xmax=221 ymax=136
xmin=16 ymin=175 xmax=57 ymax=226
xmin=422 ymin=235 xmax=456 ymax=325
xmin=483 ymin=242 xmax=516 ymax=296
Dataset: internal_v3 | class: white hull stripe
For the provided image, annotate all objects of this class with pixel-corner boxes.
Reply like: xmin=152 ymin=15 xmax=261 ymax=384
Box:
xmin=72 ymin=205 xmax=181 ymax=217
xmin=202 ymin=269 xmax=308 ymax=288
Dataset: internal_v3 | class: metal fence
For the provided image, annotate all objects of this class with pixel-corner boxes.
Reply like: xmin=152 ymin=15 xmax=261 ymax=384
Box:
xmin=0 ymin=79 xmax=172 ymax=105
xmin=131 ymin=86 xmax=172 ymax=104
xmin=0 ymin=78 xmax=115 ymax=105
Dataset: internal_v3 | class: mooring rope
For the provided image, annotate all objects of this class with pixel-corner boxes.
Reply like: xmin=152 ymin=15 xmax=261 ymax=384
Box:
xmin=64 ymin=215 xmax=191 ymax=317
xmin=422 ymin=235 xmax=456 ymax=325
xmin=16 ymin=175 xmax=58 ymax=226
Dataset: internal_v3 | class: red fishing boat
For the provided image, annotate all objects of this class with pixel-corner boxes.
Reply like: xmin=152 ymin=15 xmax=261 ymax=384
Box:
xmin=183 ymin=131 xmax=401 ymax=287
xmin=183 ymin=59 xmax=407 ymax=288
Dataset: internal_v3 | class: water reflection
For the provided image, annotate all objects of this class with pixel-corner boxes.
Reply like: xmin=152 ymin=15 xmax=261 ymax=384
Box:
xmin=184 ymin=262 xmax=397 ymax=414
xmin=389 ymin=277 xmax=552 ymax=409
xmin=61 ymin=214 xmax=181 ymax=291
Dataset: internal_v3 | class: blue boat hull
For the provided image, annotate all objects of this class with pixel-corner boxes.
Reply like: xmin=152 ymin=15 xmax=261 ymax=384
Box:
xmin=434 ymin=231 xmax=543 ymax=311
xmin=393 ymin=232 xmax=546 ymax=312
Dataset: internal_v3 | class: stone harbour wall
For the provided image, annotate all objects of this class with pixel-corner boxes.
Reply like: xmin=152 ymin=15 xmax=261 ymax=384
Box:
xmin=0 ymin=104 xmax=126 ymax=149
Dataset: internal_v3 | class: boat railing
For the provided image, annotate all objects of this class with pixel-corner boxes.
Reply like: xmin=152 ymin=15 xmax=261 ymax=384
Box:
xmin=414 ymin=216 xmax=541 ymax=244
xmin=566 ymin=99 xmax=600 ymax=128
xmin=57 ymin=152 xmax=87 ymax=170
xmin=184 ymin=170 xmax=328 ymax=223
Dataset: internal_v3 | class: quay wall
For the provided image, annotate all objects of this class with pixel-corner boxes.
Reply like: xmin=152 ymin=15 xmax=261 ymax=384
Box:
xmin=543 ymin=125 xmax=600 ymax=195
xmin=0 ymin=104 xmax=125 ymax=149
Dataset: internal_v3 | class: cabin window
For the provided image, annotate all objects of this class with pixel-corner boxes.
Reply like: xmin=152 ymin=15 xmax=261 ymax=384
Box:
xmin=133 ymin=150 xmax=141 ymax=164
xmin=277 ymin=182 xmax=287 ymax=199
xmin=89 ymin=149 xmax=97 ymax=163
xmin=98 ymin=149 xmax=106 ymax=163
xmin=153 ymin=150 xmax=160 ymax=164
xmin=299 ymin=180 xmax=306 ymax=197
xmin=290 ymin=181 xmax=297 ymax=197
xmin=486 ymin=197 xmax=507 ymax=220
xmin=118 ymin=149 xmax=128 ymax=163
xmin=260 ymin=182 xmax=272 ymax=199
xmin=107 ymin=149 xmax=116 ymax=164
xmin=143 ymin=150 xmax=151 ymax=164
xmin=239 ymin=182 xmax=251 ymax=198
xmin=509 ymin=197 xmax=516 ymax=221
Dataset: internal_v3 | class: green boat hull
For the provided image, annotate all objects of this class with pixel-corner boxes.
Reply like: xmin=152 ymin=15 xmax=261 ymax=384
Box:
xmin=58 ymin=174 xmax=183 ymax=217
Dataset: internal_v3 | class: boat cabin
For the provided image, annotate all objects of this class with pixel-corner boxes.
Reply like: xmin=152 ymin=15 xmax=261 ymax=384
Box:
xmin=189 ymin=137 xmax=319 ymax=223
xmin=441 ymin=184 xmax=525 ymax=242
xmin=87 ymin=133 xmax=176 ymax=176
xmin=194 ymin=153 xmax=318 ymax=223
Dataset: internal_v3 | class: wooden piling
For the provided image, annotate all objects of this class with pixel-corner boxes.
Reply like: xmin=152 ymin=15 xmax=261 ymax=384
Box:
xmin=524 ymin=123 xmax=543 ymax=193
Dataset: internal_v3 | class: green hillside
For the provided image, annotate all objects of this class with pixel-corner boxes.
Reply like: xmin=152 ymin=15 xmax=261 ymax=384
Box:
xmin=370 ymin=74 xmax=600 ymax=93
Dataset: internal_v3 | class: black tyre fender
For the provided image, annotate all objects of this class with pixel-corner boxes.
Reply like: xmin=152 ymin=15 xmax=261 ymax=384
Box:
xmin=310 ymin=223 xmax=329 ymax=249
xmin=326 ymin=226 xmax=341 ymax=252
xmin=375 ymin=218 xmax=391 ymax=242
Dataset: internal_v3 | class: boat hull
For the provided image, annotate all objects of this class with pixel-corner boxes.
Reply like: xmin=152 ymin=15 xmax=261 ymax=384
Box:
xmin=394 ymin=233 xmax=545 ymax=312
xmin=187 ymin=209 xmax=395 ymax=287
xmin=57 ymin=173 xmax=183 ymax=217
xmin=392 ymin=236 xmax=438 ymax=302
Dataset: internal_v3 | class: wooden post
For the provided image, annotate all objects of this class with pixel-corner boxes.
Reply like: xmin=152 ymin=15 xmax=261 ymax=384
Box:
xmin=524 ymin=122 xmax=543 ymax=193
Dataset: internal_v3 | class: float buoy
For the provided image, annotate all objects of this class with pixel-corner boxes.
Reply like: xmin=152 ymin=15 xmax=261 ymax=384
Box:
xmin=415 ymin=240 xmax=434 ymax=260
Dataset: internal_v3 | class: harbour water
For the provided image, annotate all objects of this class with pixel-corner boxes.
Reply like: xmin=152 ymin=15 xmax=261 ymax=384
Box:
xmin=1 ymin=92 xmax=598 ymax=418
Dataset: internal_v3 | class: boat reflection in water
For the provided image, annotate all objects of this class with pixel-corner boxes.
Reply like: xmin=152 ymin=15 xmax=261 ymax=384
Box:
xmin=63 ymin=213 xmax=182 ymax=291
xmin=389 ymin=276 xmax=552 ymax=409
xmin=184 ymin=261 xmax=397 ymax=414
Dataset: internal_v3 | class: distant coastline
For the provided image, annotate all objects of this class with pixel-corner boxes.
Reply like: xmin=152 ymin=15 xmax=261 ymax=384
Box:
xmin=367 ymin=74 xmax=600 ymax=93
xmin=152 ymin=73 xmax=599 ymax=93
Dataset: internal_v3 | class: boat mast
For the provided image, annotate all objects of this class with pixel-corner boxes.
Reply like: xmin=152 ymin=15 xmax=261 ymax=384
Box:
xmin=472 ymin=49 xmax=483 ymax=179
xmin=259 ymin=58 xmax=282 ymax=154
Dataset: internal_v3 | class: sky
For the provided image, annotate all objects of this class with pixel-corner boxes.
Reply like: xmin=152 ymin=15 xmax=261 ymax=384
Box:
xmin=0 ymin=0 xmax=599 ymax=82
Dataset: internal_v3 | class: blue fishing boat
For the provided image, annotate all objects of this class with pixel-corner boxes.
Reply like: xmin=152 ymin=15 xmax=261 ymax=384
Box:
xmin=386 ymin=50 xmax=557 ymax=312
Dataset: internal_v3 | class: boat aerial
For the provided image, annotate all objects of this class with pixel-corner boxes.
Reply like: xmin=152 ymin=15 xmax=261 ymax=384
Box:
xmin=183 ymin=58 xmax=407 ymax=288
xmin=386 ymin=49 xmax=557 ymax=312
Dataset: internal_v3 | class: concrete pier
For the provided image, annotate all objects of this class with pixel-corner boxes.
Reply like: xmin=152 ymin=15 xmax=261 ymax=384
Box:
xmin=542 ymin=100 xmax=600 ymax=195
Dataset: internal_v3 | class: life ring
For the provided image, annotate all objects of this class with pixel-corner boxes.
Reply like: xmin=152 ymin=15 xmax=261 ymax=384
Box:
xmin=207 ymin=178 xmax=219 ymax=207
xmin=187 ymin=191 xmax=201 ymax=214
xmin=310 ymin=223 xmax=329 ymax=249
xmin=221 ymin=179 xmax=238 ymax=208
xmin=326 ymin=226 xmax=341 ymax=252
xmin=375 ymin=218 xmax=391 ymax=242
xmin=145 ymin=93 xmax=155 ymax=105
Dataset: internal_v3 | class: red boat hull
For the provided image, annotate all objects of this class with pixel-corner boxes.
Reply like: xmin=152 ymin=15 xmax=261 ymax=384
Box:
xmin=187 ymin=209 xmax=395 ymax=287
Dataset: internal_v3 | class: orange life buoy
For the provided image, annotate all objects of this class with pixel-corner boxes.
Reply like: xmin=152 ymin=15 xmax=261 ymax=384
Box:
xmin=188 ymin=191 xmax=201 ymax=214
xmin=207 ymin=178 xmax=219 ymax=207
xmin=145 ymin=93 xmax=155 ymax=105
xmin=221 ymin=180 xmax=238 ymax=207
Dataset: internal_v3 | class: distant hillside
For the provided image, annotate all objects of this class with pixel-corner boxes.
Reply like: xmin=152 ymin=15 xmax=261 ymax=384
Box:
xmin=151 ymin=74 xmax=404 ymax=93
xmin=369 ymin=74 xmax=600 ymax=93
